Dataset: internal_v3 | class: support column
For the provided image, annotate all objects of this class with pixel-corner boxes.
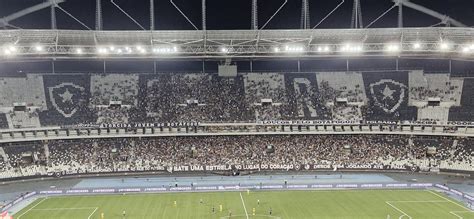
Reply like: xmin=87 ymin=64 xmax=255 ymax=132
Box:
xmin=251 ymin=0 xmax=258 ymax=29
xmin=398 ymin=2 xmax=403 ymax=28
xmin=300 ymin=0 xmax=310 ymax=29
xmin=50 ymin=4 xmax=57 ymax=29
xmin=150 ymin=0 xmax=155 ymax=30
xmin=202 ymin=0 xmax=206 ymax=31
xmin=96 ymin=0 xmax=103 ymax=30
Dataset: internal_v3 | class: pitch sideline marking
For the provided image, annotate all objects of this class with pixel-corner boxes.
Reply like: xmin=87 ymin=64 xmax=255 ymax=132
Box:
xmin=386 ymin=200 xmax=449 ymax=203
xmin=220 ymin=214 xmax=281 ymax=219
xmin=449 ymin=211 xmax=463 ymax=219
xmin=450 ymin=211 xmax=474 ymax=219
xmin=385 ymin=201 xmax=412 ymax=219
xmin=31 ymin=207 xmax=98 ymax=210
xmin=428 ymin=190 xmax=474 ymax=212
xmin=239 ymin=192 xmax=249 ymax=219
xmin=17 ymin=197 xmax=48 ymax=219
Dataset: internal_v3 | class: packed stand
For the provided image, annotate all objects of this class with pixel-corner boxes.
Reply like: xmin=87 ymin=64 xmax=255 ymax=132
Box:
xmin=438 ymin=138 xmax=474 ymax=171
xmin=449 ymin=78 xmax=474 ymax=121
xmin=409 ymin=73 xmax=463 ymax=103
xmin=145 ymin=74 xmax=252 ymax=122
xmin=0 ymin=142 xmax=46 ymax=178
xmin=0 ymin=135 xmax=471 ymax=179
xmin=244 ymin=73 xmax=287 ymax=120
xmin=0 ymin=113 xmax=8 ymax=129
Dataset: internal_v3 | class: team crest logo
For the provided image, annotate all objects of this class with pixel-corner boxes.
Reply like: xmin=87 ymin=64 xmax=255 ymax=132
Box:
xmin=369 ymin=79 xmax=406 ymax=113
xmin=49 ymin=83 xmax=86 ymax=118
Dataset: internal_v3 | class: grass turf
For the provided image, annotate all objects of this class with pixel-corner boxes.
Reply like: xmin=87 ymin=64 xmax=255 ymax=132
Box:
xmin=13 ymin=189 xmax=474 ymax=219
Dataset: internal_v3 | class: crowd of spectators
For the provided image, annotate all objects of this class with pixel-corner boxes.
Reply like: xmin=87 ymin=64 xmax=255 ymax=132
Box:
xmin=144 ymin=74 xmax=252 ymax=123
xmin=409 ymin=73 xmax=463 ymax=103
xmin=0 ymin=135 xmax=472 ymax=179
xmin=0 ymin=113 xmax=8 ymax=129
xmin=1 ymin=72 xmax=474 ymax=129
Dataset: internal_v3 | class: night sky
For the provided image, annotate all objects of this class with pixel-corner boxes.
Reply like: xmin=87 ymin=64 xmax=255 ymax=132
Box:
xmin=0 ymin=0 xmax=473 ymax=30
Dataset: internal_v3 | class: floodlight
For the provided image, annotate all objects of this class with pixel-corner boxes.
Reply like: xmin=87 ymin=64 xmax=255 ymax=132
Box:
xmin=439 ymin=42 xmax=451 ymax=51
xmin=316 ymin=46 xmax=330 ymax=53
xmin=385 ymin=43 xmax=400 ymax=52
xmin=34 ymin=45 xmax=44 ymax=52
xmin=75 ymin=48 xmax=83 ymax=54
xmin=8 ymin=45 xmax=17 ymax=52
xmin=135 ymin=45 xmax=147 ymax=54
xmin=283 ymin=44 xmax=305 ymax=53
xmin=461 ymin=47 xmax=470 ymax=54
xmin=97 ymin=47 xmax=108 ymax=55
xmin=412 ymin=42 xmax=422 ymax=50
xmin=461 ymin=44 xmax=474 ymax=54
xmin=3 ymin=49 xmax=12 ymax=55
xmin=220 ymin=47 xmax=229 ymax=53
xmin=340 ymin=43 xmax=363 ymax=53
xmin=152 ymin=46 xmax=179 ymax=54
xmin=323 ymin=46 xmax=330 ymax=52
xmin=125 ymin=47 xmax=132 ymax=54
xmin=3 ymin=45 xmax=17 ymax=56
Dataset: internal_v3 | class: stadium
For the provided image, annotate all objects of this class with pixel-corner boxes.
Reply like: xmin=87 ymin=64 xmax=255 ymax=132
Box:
xmin=0 ymin=0 xmax=473 ymax=218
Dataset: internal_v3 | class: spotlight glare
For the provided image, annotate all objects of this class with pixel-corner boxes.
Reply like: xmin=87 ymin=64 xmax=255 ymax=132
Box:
xmin=135 ymin=45 xmax=147 ymax=54
xmin=3 ymin=45 xmax=17 ymax=56
xmin=220 ymin=47 xmax=229 ymax=53
xmin=283 ymin=44 xmax=305 ymax=53
xmin=385 ymin=43 xmax=400 ymax=53
xmin=34 ymin=45 xmax=44 ymax=52
xmin=439 ymin=42 xmax=451 ymax=51
xmin=462 ymin=47 xmax=470 ymax=53
xmin=461 ymin=44 xmax=474 ymax=54
xmin=152 ymin=46 xmax=179 ymax=54
xmin=8 ymin=45 xmax=17 ymax=52
xmin=323 ymin=46 xmax=330 ymax=52
xmin=125 ymin=47 xmax=132 ymax=54
xmin=75 ymin=48 xmax=83 ymax=54
xmin=3 ymin=49 xmax=12 ymax=55
xmin=273 ymin=47 xmax=280 ymax=53
xmin=97 ymin=47 xmax=108 ymax=55
xmin=341 ymin=43 xmax=363 ymax=53
xmin=413 ymin=42 xmax=422 ymax=50
xmin=316 ymin=45 xmax=331 ymax=53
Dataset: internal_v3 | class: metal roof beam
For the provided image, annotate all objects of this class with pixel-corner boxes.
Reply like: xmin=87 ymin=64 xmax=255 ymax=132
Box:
xmin=395 ymin=0 xmax=467 ymax=27
xmin=0 ymin=0 xmax=66 ymax=28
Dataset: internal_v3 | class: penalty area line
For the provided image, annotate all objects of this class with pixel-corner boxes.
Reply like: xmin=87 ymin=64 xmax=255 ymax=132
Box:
xmin=428 ymin=190 xmax=474 ymax=212
xmin=16 ymin=197 xmax=48 ymax=219
xmin=385 ymin=201 xmax=412 ymax=219
xmin=87 ymin=207 xmax=98 ymax=219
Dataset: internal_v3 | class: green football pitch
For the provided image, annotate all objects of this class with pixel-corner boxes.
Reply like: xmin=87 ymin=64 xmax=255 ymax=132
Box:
xmin=13 ymin=189 xmax=474 ymax=219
